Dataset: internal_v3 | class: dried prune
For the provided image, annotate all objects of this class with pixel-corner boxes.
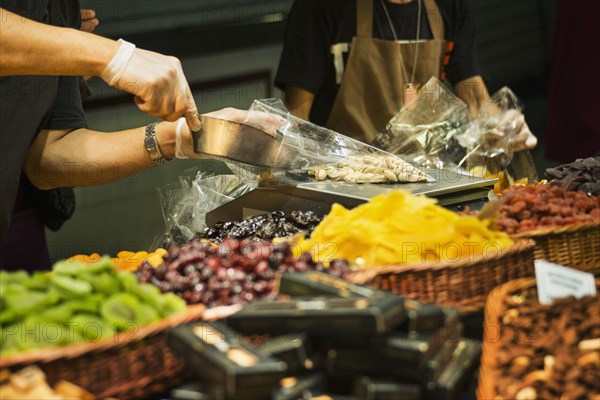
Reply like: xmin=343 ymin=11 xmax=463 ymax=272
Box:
xmin=202 ymin=211 xmax=323 ymax=243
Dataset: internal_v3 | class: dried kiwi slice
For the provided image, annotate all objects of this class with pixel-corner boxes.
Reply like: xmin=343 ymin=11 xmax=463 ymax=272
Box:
xmin=130 ymin=283 xmax=163 ymax=309
xmin=16 ymin=316 xmax=67 ymax=350
xmin=88 ymin=272 xmax=120 ymax=295
xmin=53 ymin=260 xmax=86 ymax=276
xmin=50 ymin=275 xmax=93 ymax=298
xmin=66 ymin=293 xmax=105 ymax=314
xmin=158 ymin=293 xmax=187 ymax=317
xmin=85 ymin=256 xmax=115 ymax=274
xmin=0 ymin=308 xmax=22 ymax=325
xmin=0 ymin=327 xmax=21 ymax=356
xmin=135 ymin=304 xmax=161 ymax=326
xmin=100 ymin=293 xmax=140 ymax=332
xmin=22 ymin=271 xmax=51 ymax=291
xmin=5 ymin=289 xmax=56 ymax=313
xmin=70 ymin=314 xmax=111 ymax=342
xmin=0 ymin=270 xmax=29 ymax=284
xmin=57 ymin=325 xmax=84 ymax=346
xmin=40 ymin=303 xmax=74 ymax=323
xmin=116 ymin=270 xmax=138 ymax=291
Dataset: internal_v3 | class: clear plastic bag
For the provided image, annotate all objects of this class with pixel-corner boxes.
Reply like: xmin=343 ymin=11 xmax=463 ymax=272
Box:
xmin=455 ymin=87 xmax=538 ymax=189
xmin=372 ymin=77 xmax=471 ymax=169
xmin=234 ymin=99 xmax=432 ymax=184
xmin=373 ymin=79 xmax=537 ymax=189
xmin=152 ymin=169 xmax=255 ymax=249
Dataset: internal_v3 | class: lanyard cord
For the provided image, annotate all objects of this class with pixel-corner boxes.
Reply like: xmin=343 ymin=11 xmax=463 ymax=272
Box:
xmin=379 ymin=0 xmax=422 ymax=84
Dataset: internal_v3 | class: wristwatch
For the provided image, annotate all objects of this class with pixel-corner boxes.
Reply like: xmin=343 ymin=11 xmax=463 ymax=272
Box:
xmin=144 ymin=122 xmax=170 ymax=165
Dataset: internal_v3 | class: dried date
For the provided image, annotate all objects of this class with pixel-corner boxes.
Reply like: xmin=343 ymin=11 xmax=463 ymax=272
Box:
xmin=494 ymin=184 xmax=600 ymax=234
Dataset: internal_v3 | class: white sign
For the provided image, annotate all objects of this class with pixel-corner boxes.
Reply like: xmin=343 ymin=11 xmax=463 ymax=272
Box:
xmin=534 ymin=260 xmax=597 ymax=305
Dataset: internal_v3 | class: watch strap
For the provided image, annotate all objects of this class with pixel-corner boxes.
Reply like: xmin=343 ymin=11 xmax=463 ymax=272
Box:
xmin=144 ymin=122 xmax=169 ymax=166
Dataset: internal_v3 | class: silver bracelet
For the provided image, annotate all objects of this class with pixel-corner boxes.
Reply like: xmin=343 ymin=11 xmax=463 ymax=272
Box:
xmin=144 ymin=122 xmax=169 ymax=166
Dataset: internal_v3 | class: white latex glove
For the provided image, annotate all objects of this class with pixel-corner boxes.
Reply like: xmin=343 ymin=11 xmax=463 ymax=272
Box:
xmin=496 ymin=109 xmax=537 ymax=151
xmin=100 ymin=40 xmax=201 ymax=131
xmin=173 ymin=107 xmax=286 ymax=159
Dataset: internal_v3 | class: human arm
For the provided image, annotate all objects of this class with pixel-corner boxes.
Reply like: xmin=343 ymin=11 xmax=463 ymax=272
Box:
xmin=454 ymin=75 xmax=489 ymax=118
xmin=0 ymin=7 xmax=200 ymax=129
xmin=284 ymin=86 xmax=315 ymax=120
xmin=275 ymin=0 xmax=331 ymax=122
xmin=24 ymin=109 xmax=285 ymax=189
xmin=24 ymin=125 xmax=171 ymax=189
xmin=0 ymin=7 xmax=115 ymax=77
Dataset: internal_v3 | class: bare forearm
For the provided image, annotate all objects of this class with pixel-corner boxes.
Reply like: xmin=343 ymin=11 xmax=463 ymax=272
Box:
xmin=284 ymin=86 xmax=314 ymax=120
xmin=0 ymin=7 xmax=117 ymax=76
xmin=454 ymin=76 xmax=490 ymax=118
xmin=25 ymin=123 xmax=176 ymax=189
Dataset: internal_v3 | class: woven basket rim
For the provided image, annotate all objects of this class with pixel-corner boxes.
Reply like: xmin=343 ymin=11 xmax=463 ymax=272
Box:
xmin=0 ymin=304 xmax=205 ymax=368
xmin=511 ymin=218 xmax=600 ymax=239
xmin=349 ymin=239 xmax=535 ymax=284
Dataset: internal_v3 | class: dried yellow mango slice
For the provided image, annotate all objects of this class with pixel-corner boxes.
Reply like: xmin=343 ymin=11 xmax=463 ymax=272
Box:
xmin=296 ymin=190 xmax=513 ymax=266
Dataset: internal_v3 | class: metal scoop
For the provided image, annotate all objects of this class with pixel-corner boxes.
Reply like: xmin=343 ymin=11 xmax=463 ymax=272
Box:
xmin=192 ymin=115 xmax=290 ymax=168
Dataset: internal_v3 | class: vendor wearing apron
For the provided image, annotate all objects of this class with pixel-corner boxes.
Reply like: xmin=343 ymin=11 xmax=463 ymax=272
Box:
xmin=276 ymin=0 xmax=493 ymax=143
xmin=328 ymin=0 xmax=445 ymax=143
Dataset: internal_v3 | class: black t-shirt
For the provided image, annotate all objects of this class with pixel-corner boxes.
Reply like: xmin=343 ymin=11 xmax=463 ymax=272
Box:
xmin=275 ymin=0 xmax=484 ymax=126
xmin=0 ymin=0 xmax=86 ymax=260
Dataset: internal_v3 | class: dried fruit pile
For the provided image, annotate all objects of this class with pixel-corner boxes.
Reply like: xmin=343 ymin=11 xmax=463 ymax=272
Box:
xmin=68 ymin=248 xmax=167 ymax=271
xmin=494 ymin=288 xmax=599 ymax=399
xmin=136 ymin=238 xmax=351 ymax=308
xmin=496 ymin=184 xmax=600 ymax=234
xmin=546 ymin=156 xmax=600 ymax=195
xmin=0 ymin=258 xmax=186 ymax=356
xmin=203 ymin=211 xmax=322 ymax=243
xmin=296 ymin=190 xmax=514 ymax=266
xmin=0 ymin=366 xmax=93 ymax=399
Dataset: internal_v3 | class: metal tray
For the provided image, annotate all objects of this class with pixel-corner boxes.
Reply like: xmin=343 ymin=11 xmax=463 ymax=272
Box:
xmin=192 ymin=115 xmax=290 ymax=167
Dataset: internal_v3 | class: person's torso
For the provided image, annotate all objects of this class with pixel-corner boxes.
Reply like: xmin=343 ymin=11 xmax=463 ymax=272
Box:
xmin=311 ymin=0 xmax=450 ymax=126
xmin=0 ymin=0 xmax=81 ymax=263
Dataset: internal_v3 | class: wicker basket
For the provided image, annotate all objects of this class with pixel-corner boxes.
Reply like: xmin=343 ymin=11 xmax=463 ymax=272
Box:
xmin=477 ymin=278 xmax=600 ymax=400
xmin=349 ymin=240 xmax=535 ymax=314
xmin=477 ymin=278 xmax=532 ymax=400
xmin=0 ymin=305 xmax=204 ymax=399
xmin=512 ymin=220 xmax=600 ymax=270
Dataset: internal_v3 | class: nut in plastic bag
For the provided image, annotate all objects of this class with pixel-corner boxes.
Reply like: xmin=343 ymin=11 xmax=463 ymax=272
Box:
xmin=234 ymin=99 xmax=431 ymax=184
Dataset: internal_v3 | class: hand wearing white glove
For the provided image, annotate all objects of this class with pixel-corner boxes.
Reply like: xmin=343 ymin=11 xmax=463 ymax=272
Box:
xmin=100 ymin=40 xmax=201 ymax=131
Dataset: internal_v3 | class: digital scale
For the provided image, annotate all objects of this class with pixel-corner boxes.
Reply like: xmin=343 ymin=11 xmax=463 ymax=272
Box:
xmin=206 ymin=169 xmax=496 ymax=226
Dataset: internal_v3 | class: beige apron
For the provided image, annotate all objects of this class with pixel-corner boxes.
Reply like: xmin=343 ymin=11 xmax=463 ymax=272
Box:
xmin=326 ymin=0 xmax=446 ymax=143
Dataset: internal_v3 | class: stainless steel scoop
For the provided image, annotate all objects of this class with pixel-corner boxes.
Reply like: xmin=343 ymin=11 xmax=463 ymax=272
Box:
xmin=192 ymin=115 xmax=290 ymax=167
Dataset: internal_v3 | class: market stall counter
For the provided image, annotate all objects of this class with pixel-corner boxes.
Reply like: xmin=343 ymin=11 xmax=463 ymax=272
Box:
xmin=206 ymin=168 xmax=497 ymax=226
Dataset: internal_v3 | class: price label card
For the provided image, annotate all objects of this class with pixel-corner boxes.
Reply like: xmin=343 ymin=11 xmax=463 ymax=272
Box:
xmin=534 ymin=260 xmax=597 ymax=305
